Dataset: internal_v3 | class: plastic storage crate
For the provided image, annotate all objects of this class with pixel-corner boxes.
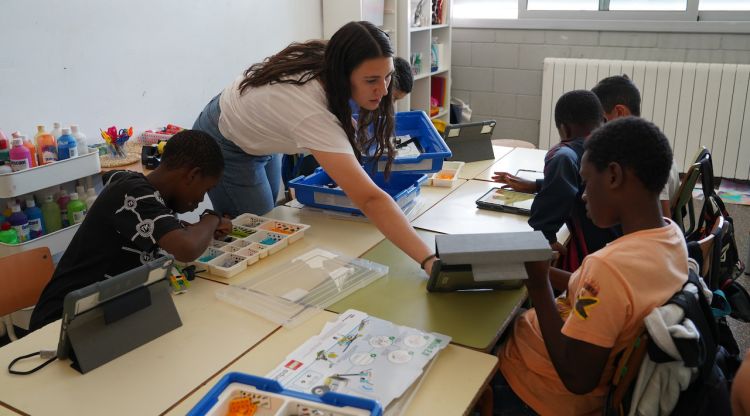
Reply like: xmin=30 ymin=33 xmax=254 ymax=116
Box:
xmin=288 ymin=168 xmax=427 ymax=215
xmin=366 ymin=111 xmax=451 ymax=174
xmin=188 ymin=372 xmax=382 ymax=416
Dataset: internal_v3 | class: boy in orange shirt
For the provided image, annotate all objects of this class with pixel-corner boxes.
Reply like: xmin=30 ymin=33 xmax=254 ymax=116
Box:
xmin=496 ymin=117 xmax=689 ymax=415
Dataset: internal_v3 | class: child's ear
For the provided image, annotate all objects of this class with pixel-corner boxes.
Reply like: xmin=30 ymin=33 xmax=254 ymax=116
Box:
xmin=185 ymin=167 xmax=202 ymax=185
xmin=614 ymin=104 xmax=631 ymax=117
xmin=608 ymin=162 xmax=624 ymax=188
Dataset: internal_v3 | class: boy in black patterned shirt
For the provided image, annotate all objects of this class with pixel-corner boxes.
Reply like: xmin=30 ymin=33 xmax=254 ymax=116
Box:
xmin=30 ymin=130 xmax=231 ymax=330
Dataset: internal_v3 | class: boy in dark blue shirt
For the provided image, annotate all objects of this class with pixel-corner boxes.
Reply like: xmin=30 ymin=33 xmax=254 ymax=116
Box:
xmin=501 ymin=90 xmax=619 ymax=271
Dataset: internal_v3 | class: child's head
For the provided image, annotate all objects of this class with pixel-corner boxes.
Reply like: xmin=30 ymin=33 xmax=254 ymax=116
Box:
xmin=392 ymin=57 xmax=413 ymax=101
xmin=157 ymin=130 xmax=224 ymax=214
xmin=554 ymin=90 xmax=604 ymax=140
xmin=581 ymin=117 xmax=673 ymax=228
xmin=592 ymin=75 xmax=641 ymax=121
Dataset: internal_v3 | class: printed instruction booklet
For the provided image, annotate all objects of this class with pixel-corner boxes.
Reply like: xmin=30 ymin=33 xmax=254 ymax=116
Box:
xmin=266 ymin=310 xmax=451 ymax=408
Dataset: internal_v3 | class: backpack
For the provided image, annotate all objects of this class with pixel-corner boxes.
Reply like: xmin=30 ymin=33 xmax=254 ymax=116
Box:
xmin=685 ymin=151 xmax=750 ymax=323
xmin=605 ymin=269 xmax=737 ymax=416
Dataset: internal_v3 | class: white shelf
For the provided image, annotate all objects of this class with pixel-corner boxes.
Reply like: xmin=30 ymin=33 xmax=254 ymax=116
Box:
xmin=414 ymin=67 xmax=450 ymax=81
xmin=0 ymin=150 xmax=101 ymax=198
xmin=0 ymin=223 xmax=81 ymax=257
xmin=431 ymin=108 xmax=449 ymax=120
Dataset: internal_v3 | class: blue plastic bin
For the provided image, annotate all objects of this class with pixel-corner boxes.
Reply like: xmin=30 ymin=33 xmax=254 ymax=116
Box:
xmin=188 ymin=372 xmax=383 ymax=416
xmin=289 ymin=168 xmax=427 ymax=215
xmin=365 ymin=111 xmax=451 ymax=174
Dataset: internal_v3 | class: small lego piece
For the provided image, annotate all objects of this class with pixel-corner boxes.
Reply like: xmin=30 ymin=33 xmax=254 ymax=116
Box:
xmin=227 ymin=396 xmax=257 ymax=416
xmin=169 ymin=274 xmax=190 ymax=294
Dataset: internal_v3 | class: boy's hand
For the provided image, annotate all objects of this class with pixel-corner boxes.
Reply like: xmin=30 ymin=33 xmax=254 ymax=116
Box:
xmin=491 ymin=172 xmax=536 ymax=193
xmin=550 ymin=241 xmax=568 ymax=257
xmin=524 ymin=260 xmax=551 ymax=290
xmin=213 ymin=217 xmax=233 ymax=239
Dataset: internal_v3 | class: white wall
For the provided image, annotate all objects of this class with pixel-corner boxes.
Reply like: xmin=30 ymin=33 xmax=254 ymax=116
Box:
xmin=451 ymin=28 xmax=750 ymax=145
xmin=0 ymin=0 xmax=323 ymax=138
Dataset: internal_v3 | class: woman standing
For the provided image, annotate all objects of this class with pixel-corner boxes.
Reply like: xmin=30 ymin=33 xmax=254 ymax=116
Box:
xmin=193 ymin=21 xmax=437 ymax=273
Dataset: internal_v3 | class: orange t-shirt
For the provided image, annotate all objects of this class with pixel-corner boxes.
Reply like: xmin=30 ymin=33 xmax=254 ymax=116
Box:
xmin=499 ymin=220 xmax=688 ymax=416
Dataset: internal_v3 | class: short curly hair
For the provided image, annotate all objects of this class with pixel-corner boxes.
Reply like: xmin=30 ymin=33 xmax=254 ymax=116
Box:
xmin=159 ymin=129 xmax=224 ymax=177
xmin=584 ymin=117 xmax=673 ymax=194
xmin=554 ymin=90 xmax=604 ymax=131
xmin=592 ymin=74 xmax=641 ymax=117
xmin=393 ymin=56 xmax=413 ymax=94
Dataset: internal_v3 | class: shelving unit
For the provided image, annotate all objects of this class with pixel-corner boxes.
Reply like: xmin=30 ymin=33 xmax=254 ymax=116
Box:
xmin=322 ymin=0 xmax=452 ymax=123
xmin=0 ymin=150 xmax=101 ymax=257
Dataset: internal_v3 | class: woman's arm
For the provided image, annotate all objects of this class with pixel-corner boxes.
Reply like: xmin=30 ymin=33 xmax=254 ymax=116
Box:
xmin=311 ymin=149 xmax=436 ymax=273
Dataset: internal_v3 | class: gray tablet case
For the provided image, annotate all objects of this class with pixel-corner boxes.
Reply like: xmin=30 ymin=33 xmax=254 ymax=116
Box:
xmin=444 ymin=120 xmax=496 ymax=163
xmin=427 ymin=231 xmax=552 ymax=292
xmin=61 ymin=258 xmax=182 ymax=374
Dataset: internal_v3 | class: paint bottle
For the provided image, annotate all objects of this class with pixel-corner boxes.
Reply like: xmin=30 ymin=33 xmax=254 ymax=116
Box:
xmin=0 ymin=222 xmax=19 ymax=245
xmin=70 ymin=125 xmax=88 ymax=156
xmin=36 ymin=130 xmax=58 ymax=165
xmin=51 ymin=122 xmax=62 ymax=140
xmin=85 ymin=188 xmax=97 ymax=208
xmin=24 ymin=198 xmax=45 ymax=238
xmin=8 ymin=204 xmax=30 ymax=242
xmin=41 ymin=194 xmax=62 ymax=233
xmin=9 ymin=138 xmax=32 ymax=172
xmin=66 ymin=192 xmax=87 ymax=225
xmin=57 ymin=189 xmax=71 ymax=227
xmin=0 ymin=130 xmax=9 ymax=164
xmin=21 ymin=136 xmax=37 ymax=167
xmin=57 ymin=128 xmax=78 ymax=160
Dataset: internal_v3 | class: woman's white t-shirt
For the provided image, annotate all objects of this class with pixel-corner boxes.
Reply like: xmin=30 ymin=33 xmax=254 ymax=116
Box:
xmin=218 ymin=76 xmax=354 ymax=156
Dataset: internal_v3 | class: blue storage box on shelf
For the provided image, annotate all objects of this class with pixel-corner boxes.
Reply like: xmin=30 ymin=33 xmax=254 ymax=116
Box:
xmin=365 ymin=111 xmax=451 ymax=174
xmin=188 ymin=372 xmax=383 ymax=416
xmin=288 ymin=167 xmax=427 ymax=215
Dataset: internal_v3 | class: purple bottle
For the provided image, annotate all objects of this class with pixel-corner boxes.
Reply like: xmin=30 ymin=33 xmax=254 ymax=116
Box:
xmin=8 ymin=204 xmax=30 ymax=242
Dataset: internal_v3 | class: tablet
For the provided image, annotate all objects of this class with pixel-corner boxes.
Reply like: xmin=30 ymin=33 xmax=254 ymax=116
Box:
xmin=515 ymin=169 xmax=544 ymax=182
xmin=426 ymin=260 xmax=524 ymax=292
xmin=57 ymin=256 xmax=174 ymax=359
xmin=444 ymin=120 xmax=496 ymax=163
xmin=476 ymin=187 xmax=535 ymax=215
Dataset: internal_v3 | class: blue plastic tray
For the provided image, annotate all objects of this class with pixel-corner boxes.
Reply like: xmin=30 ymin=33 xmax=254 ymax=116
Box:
xmin=365 ymin=111 xmax=451 ymax=174
xmin=289 ymin=168 xmax=427 ymax=215
xmin=188 ymin=372 xmax=382 ymax=416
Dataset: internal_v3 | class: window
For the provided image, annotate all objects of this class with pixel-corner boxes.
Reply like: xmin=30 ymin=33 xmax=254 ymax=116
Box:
xmin=454 ymin=0 xmax=750 ymax=22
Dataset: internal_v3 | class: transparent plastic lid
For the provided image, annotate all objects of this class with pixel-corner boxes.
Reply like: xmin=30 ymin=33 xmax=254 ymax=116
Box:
xmin=216 ymin=248 xmax=388 ymax=328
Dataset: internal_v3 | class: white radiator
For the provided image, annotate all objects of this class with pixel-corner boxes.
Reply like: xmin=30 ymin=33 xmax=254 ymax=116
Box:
xmin=539 ymin=58 xmax=750 ymax=180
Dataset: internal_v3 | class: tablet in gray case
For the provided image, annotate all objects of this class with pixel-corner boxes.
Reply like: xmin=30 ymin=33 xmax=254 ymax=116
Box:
xmin=444 ymin=120 xmax=496 ymax=163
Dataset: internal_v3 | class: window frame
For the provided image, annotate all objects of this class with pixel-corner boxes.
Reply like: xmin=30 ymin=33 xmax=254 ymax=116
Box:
xmin=453 ymin=0 xmax=750 ymax=32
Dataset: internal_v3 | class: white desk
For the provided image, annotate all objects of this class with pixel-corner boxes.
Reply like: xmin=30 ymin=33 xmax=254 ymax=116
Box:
xmin=458 ymin=146 xmax=514 ymax=180
xmin=411 ymin=179 xmax=569 ymax=243
xmin=201 ymin=181 xmax=466 ymax=284
xmin=165 ymin=311 xmax=498 ymax=416
xmin=0 ymin=279 xmax=278 ymax=416
xmin=474 ymin=147 xmax=547 ymax=182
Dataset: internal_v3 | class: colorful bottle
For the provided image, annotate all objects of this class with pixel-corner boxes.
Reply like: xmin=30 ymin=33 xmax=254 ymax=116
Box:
xmin=57 ymin=189 xmax=70 ymax=227
xmin=51 ymin=122 xmax=62 ymax=139
xmin=71 ymin=125 xmax=88 ymax=156
xmin=34 ymin=125 xmax=47 ymax=145
xmin=21 ymin=136 xmax=37 ymax=167
xmin=9 ymin=138 xmax=32 ymax=171
xmin=85 ymin=188 xmax=97 ymax=208
xmin=8 ymin=204 xmax=30 ymax=242
xmin=41 ymin=194 xmax=62 ymax=232
xmin=24 ymin=198 xmax=45 ymax=238
xmin=57 ymin=128 xmax=78 ymax=160
xmin=0 ymin=222 xmax=19 ymax=244
xmin=37 ymin=130 xmax=58 ymax=165
xmin=0 ymin=130 xmax=9 ymax=164
xmin=67 ymin=192 xmax=87 ymax=225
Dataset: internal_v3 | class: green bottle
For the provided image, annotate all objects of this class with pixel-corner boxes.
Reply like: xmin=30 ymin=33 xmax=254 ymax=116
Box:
xmin=41 ymin=194 xmax=62 ymax=232
xmin=66 ymin=192 xmax=88 ymax=225
xmin=0 ymin=222 xmax=19 ymax=244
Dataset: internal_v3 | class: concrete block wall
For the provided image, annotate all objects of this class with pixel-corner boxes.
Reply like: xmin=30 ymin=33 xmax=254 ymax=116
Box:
xmin=451 ymin=29 xmax=750 ymax=146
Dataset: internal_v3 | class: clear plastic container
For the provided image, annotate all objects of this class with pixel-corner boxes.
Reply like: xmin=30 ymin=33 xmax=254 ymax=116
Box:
xmin=215 ymin=248 xmax=388 ymax=327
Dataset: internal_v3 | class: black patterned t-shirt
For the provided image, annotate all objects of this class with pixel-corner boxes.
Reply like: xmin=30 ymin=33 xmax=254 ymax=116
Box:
xmin=29 ymin=171 xmax=182 ymax=330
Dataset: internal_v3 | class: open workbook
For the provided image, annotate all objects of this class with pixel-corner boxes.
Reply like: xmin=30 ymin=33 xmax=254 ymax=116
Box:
xmin=266 ymin=310 xmax=451 ymax=413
